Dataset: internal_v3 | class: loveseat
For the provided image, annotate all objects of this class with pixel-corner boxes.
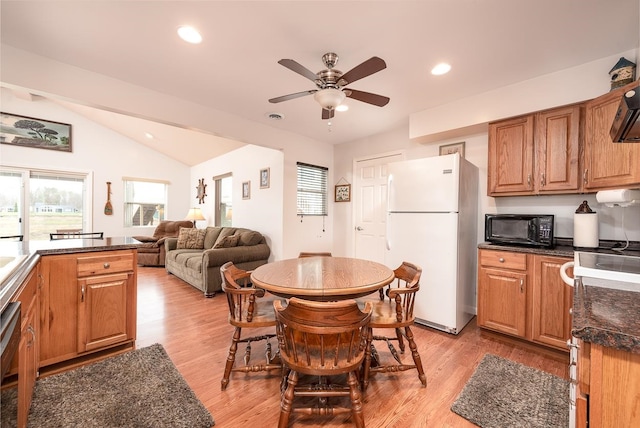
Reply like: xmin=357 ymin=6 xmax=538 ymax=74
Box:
xmin=164 ymin=226 xmax=270 ymax=297
xmin=133 ymin=220 xmax=195 ymax=267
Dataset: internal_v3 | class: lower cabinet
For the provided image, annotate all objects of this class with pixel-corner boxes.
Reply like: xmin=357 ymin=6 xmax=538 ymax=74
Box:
xmin=5 ymin=262 xmax=40 ymax=428
xmin=39 ymin=250 xmax=137 ymax=367
xmin=477 ymin=249 xmax=572 ymax=351
xmin=576 ymin=340 xmax=640 ymax=427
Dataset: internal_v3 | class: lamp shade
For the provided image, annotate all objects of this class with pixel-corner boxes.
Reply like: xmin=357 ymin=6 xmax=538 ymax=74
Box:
xmin=314 ymin=88 xmax=346 ymax=110
xmin=185 ymin=207 xmax=206 ymax=221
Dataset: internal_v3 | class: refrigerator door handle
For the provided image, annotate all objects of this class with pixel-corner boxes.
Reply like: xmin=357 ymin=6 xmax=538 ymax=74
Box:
xmin=386 ymin=174 xmax=393 ymax=250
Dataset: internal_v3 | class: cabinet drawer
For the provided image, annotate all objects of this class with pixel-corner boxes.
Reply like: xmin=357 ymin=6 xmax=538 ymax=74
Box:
xmin=480 ymin=250 xmax=527 ymax=270
xmin=77 ymin=252 xmax=134 ymax=277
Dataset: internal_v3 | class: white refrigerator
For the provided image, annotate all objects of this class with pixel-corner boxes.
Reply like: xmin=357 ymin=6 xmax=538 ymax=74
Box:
xmin=384 ymin=153 xmax=478 ymax=334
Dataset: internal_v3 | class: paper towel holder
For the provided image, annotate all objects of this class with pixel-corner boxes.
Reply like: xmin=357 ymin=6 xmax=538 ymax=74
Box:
xmin=595 ymin=189 xmax=640 ymax=207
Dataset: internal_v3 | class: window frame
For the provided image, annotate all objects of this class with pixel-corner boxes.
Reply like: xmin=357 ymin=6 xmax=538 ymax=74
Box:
xmin=122 ymin=177 xmax=168 ymax=227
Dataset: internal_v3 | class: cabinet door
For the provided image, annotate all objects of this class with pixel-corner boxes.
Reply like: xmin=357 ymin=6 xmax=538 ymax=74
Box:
xmin=535 ymin=105 xmax=581 ymax=193
xmin=77 ymin=272 xmax=131 ymax=352
xmin=584 ymin=83 xmax=640 ymax=190
xmin=477 ymin=267 xmax=527 ymax=337
xmin=531 ymin=255 xmax=573 ymax=350
xmin=39 ymin=255 xmax=79 ymax=366
xmin=17 ymin=303 xmax=38 ymax=428
xmin=488 ymin=115 xmax=534 ymax=195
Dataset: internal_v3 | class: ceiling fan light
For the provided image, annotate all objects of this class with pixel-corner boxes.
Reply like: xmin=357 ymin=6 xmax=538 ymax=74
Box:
xmin=335 ymin=104 xmax=349 ymax=112
xmin=314 ymin=88 xmax=346 ymax=110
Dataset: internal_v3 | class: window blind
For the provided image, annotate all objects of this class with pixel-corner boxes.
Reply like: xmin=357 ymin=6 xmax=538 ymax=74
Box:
xmin=297 ymin=162 xmax=328 ymax=216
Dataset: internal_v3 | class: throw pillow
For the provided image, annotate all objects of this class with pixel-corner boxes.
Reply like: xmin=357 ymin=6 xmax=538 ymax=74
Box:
xmin=238 ymin=231 xmax=263 ymax=246
xmin=176 ymin=228 xmax=206 ymax=249
xmin=213 ymin=234 xmax=240 ymax=249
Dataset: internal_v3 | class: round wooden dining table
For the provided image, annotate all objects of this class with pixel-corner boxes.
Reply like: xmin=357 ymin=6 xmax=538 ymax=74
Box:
xmin=250 ymin=256 xmax=395 ymax=301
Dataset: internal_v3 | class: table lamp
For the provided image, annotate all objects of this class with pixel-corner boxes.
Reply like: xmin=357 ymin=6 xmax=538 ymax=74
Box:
xmin=185 ymin=207 xmax=206 ymax=227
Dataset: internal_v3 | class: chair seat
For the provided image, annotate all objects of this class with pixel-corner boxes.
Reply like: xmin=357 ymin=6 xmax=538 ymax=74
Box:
xmin=358 ymin=299 xmax=414 ymax=329
xmin=228 ymin=297 xmax=277 ymax=328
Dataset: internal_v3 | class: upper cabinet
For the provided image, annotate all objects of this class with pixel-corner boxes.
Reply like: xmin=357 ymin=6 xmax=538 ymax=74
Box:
xmin=583 ymin=82 xmax=640 ymax=191
xmin=488 ymin=104 xmax=581 ymax=196
xmin=488 ymin=81 xmax=640 ymax=196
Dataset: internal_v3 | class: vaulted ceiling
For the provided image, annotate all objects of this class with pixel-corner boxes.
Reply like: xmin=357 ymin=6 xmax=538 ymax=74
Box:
xmin=1 ymin=1 xmax=638 ymax=165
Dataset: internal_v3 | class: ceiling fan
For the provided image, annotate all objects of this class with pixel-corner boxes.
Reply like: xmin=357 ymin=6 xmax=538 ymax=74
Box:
xmin=269 ymin=52 xmax=390 ymax=120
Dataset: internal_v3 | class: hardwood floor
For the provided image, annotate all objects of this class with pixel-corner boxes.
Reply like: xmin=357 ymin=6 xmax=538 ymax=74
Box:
xmin=136 ymin=267 xmax=569 ymax=427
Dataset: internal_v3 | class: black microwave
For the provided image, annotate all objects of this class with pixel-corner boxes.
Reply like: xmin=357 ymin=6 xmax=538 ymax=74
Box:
xmin=485 ymin=214 xmax=555 ymax=248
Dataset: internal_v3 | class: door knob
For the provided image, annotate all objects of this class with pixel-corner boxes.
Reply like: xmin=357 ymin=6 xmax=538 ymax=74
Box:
xmin=355 ymin=226 xmax=364 ymax=231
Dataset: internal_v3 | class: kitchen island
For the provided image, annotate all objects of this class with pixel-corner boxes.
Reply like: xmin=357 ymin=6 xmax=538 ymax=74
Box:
xmin=0 ymin=237 xmax=140 ymax=428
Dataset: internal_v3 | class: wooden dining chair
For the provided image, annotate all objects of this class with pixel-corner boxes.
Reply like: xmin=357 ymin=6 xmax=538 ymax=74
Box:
xmin=219 ymin=261 xmax=282 ymax=390
xmin=0 ymin=235 xmax=23 ymax=241
xmin=298 ymin=251 xmax=333 ymax=258
xmin=49 ymin=231 xmax=104 ymax=240
xmin=274 ymin=297 xmax=373 ymax=428
xmin=360 ymin=261 xmax=427 ymax=391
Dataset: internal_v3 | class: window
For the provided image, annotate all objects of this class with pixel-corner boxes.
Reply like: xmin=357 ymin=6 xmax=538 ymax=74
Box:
xmin=0 ymin=167 xmax=89 ymax=240
xmin=123 ymin=178 xmax=167 ymax=227
xmin=214 ymin=174 xmax=232 ymax=227
xmin=297 ymin=162 xmax=328 ymax=216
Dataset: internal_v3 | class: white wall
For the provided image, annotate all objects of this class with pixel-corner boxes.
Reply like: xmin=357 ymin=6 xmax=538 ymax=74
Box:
xmin=0 ymin=45 xmax=334 ymax=259
xmin=334 ymin=50 xmax=640 ymax=256
xmin=190 ymin=145 xmax=284 ymax=261
xmin=0 ymin=88 xmax=191 ymax=237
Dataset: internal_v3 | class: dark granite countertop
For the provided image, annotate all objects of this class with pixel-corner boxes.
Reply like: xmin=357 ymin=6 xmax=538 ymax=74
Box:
xmin=572 ymin=282 xmax=640 ymax=354
xmin=478 ymin=237 xmax=640 ymax=258
xmin=0 ymin=237 xmax=140 ymax=312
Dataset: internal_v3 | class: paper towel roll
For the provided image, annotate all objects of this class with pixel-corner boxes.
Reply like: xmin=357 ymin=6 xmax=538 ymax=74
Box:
xmin=596 ymin=189 xmax=640 ymax=207
xmin=573 ymin=213 xmax=599 ymax=248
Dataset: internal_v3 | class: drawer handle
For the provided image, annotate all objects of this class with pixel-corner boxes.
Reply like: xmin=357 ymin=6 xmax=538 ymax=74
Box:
xmin=499 ymin=257 xmax=505 ymax=263
xmin=103 ymin=263 xmax=110 ymax=269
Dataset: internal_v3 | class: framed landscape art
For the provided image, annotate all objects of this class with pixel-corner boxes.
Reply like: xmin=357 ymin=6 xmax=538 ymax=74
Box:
xmin=0 ymin=112 xmax=72 ymax=152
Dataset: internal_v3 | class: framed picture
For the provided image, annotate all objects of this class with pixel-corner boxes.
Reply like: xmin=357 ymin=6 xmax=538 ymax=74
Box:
xmin=1 ymin=112 xmax=72 ymax=152
xmin=439 ymin=141 xmax=465 ymax=158
xmin=259 ymin=167 xmax=270 ymax=189
xmin=242 ymin=181 xmax=251 ymax=200
xmin=335 ymin=184 xmax=351 ymax=202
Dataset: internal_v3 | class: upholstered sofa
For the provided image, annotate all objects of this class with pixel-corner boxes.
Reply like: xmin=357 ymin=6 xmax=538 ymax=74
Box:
xmin=133 ymin=220 xmax=194 ymax=267
xmin=164 ymin=226 xmax=270 ymax=297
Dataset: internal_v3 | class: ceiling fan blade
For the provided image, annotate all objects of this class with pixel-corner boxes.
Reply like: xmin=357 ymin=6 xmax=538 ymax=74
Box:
xmin=322 ymin=108 xmax=335 ymax=120
xmin=278 ymin=59 xmax=318 ymax=82
xmin=269 ymin=90 xmax=317 ymax=103
xmin=339 ymin=57 xmax=386 ymax=86
xmin=345 ymin=89 xmax=390 ymax=107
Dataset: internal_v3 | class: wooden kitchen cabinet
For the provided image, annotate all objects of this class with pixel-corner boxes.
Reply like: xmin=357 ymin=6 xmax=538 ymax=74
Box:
xmin=488 ymin=104 xmax=582 ymax=196
xmin=477 ymin=249 xmax=572 ymax=352
xmin=576 ymin=341 xmax=640 ymax=427
xmin=39 ymin=250 xmax=136 ymax=367
xmin=6 ymin=262 xmax=40 ymax=428
xmin=531 ymin=255 xmax=573 ymax=350
xmin=583 ymin=81 xmax=640 ymax=191
xmin=477 ymin=250 xmax=528 ymax=337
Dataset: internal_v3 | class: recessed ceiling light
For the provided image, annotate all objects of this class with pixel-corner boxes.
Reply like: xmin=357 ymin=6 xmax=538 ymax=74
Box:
xmin=177 ymin=26 xmax=202 ymax=44
xmin=336 ymin=104 xmax=349 ymax=112
xmin=431 ymin=63 xmax=451 ymax=75
xmin=145 ymin=132 xmax=154 ymax=139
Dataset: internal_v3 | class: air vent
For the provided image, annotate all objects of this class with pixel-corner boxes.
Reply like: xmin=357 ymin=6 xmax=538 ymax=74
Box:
xmin=266 ymin=112 xmax=285 ymax=120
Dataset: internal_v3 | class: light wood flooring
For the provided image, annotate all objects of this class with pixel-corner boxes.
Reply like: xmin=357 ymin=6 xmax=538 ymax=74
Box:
xmin=136 ymin=266 xmax=569 ymax=428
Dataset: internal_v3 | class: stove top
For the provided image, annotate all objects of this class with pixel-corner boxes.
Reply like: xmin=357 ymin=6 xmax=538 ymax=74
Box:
xmin=575 ymin=252 xmax=640 ymax=285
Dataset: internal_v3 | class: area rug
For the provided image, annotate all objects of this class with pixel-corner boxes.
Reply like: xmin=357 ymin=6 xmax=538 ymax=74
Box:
xmin=451 ymin=354 xmax=569 ymax=428
xmin=1 ymin=343 xmax=214 ymax=428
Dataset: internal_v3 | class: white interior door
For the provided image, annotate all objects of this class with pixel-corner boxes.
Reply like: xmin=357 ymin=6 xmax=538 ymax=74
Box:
xmin=354 ymin=153 xmax=402 ymax=262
